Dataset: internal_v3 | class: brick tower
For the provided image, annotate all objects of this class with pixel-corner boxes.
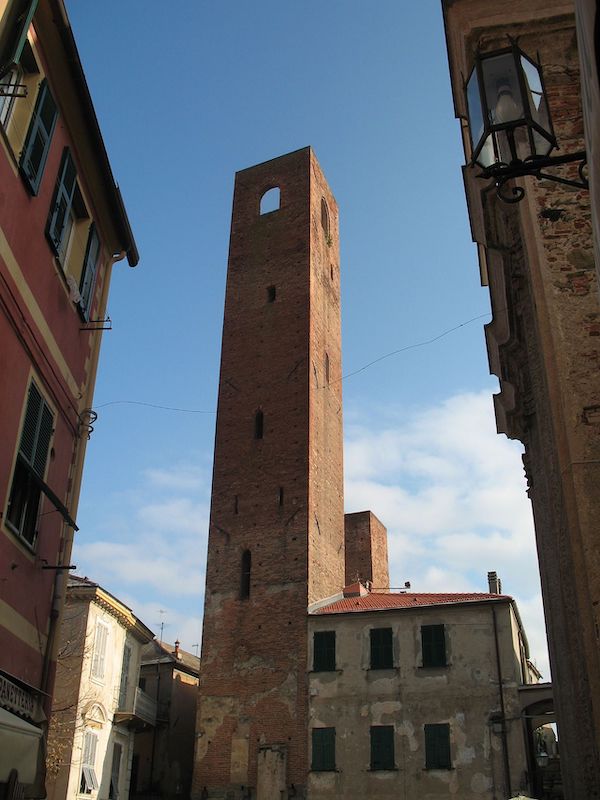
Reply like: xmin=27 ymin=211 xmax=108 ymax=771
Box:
xmin=193 ymin=148 xmax=345 ymax=799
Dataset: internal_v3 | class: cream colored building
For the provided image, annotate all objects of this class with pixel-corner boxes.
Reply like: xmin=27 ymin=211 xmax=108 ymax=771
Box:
xmin=307 ymin=579 xmax=542 ymax=800
xmin=47 ymin=577 xmax=155 ymax=800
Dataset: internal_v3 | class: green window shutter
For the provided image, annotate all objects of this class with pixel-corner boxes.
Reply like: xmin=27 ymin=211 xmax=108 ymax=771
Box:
xmin=370 ymin=627 xmax=393 ymax=669
xmin=20 ymin=77 xmax=57 ymax=194
xmin=425 ymin=723 xmax=451 ymax=769
xmin=46 ymin=149 xmax=77 ymax=252
xmin=18 ymin=382 xmax=53 ymax=476
xmin=313 ymin=631 xmax=336 ymax=672
xmin=370 ymin=725 xmax=395 ymax=770
xmin=0 ymin=0 xmax=38 ymax=78
xmin=422 ymin=624 xmax=446 ymax=667
xmin=311 ymin=728 xmax=335 ymax=771
xmin=79 ymin=223 xmax=100 ymax=319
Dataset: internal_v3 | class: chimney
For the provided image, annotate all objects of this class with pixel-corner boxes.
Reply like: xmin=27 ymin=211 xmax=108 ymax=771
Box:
xmin=487 ymin=571 xmax=502 ymax=594
xmin=174 ymin=639 xmax=180 ymax=657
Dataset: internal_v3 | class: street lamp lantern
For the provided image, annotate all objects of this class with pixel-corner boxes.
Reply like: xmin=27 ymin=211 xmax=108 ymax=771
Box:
xmin=465 ymin=40 xmax=588 ymax=202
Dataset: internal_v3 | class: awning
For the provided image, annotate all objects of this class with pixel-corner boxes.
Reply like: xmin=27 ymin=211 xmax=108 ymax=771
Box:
xmin=0 ymin=707 xmax=42 ymax=784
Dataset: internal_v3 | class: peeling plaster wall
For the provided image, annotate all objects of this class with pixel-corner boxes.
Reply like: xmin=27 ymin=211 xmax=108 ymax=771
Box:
xmin=307 ymin=602 xmax=529 ymax=799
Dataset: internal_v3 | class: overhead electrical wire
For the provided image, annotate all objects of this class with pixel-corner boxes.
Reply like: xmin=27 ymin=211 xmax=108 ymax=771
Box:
xmin=95 ymin=309 xmax=492 ymax=415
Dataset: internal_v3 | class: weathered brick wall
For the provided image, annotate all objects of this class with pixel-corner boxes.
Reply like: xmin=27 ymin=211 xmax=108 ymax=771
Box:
xmin=445 ymin=4 xmax=600 ymax=796
xmin=193 ymin=149 xmax=345 ymax=799
xmin=344 ymin=511 xmax=390 ymax=590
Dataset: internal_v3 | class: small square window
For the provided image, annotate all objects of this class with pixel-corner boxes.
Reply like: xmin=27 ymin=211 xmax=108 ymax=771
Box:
xmin=424 ymin=723 xmax=451 ymax=770
xmin=370 ymin=627 xmax=393 ymax=669
xmin=421 ymin=624 xmax=446 ymax=667
xmin=313 ymin=631 xmax=335 ymax=672
xmin=311 ymin=728 xmax=335 ymax=772
xmin=370 ymin=725 xmax=395 ymax=770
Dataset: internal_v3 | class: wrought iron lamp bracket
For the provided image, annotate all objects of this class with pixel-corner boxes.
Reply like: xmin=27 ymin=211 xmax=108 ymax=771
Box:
xmin=477 ymin=150 xmax=588 ymax=203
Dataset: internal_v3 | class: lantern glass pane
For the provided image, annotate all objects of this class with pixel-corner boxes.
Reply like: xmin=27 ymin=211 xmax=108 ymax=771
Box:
xmin=532 ymin=129 xmax=554 ymax=157
xmin=482 ymin=53 xmax=524 ymax=125
xmin=477 ymin=134 xmax=496 ymax=168
xmin=520 ymin=54 xmax=554 ymax=154
xmin=466 ymin=67 xmax=485 ymax=151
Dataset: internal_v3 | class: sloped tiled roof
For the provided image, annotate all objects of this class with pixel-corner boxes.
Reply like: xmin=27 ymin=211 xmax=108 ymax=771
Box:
xmin=313 ymin=592 xmax=512 ymax=615
xmin=141 ymin=640 xmax=200 ymax=675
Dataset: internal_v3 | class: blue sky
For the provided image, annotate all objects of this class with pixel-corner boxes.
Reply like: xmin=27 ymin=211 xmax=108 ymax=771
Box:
xmin=66 ymin=2 xmax=548 ymax=673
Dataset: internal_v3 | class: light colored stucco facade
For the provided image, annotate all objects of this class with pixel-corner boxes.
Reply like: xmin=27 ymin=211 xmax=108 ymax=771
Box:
xmin=307 ymin=594 xmax=532 ymax=799
xmin=46 ymin=577 xmax=154 ymax=800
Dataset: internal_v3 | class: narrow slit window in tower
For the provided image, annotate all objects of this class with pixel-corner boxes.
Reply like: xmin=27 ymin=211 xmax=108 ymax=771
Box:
xmin=260 ymin=187 xmax=280 ymax=215
xmin=325 ymin=352 xmax=330 ymax=385
xmin=321 ymin=198 xmax=330 ymax=237
xmin=234 ymin=495 xmax=239 ymax=514
xmin=267 ymin=285 xmax=276 ymax=303
xmin=279 ymin=487 xmax=284 ymax=507
xmin=241 ymin=550 xmax=251 ymax=599
xmin=254 ymin=410 xmax=264 ymax=439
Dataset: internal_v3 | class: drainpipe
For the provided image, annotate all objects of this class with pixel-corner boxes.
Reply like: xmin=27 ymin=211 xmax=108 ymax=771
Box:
xmin=492 ymin=604 xmax=512 ymax=796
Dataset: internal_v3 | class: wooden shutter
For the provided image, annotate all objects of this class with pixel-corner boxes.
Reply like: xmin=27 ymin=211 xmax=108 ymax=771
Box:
xmin=18 ymin=382 xmax=53 ymax=477
xmin=118 ymin=645 xmax=131 ymax=708
xmin=370 ymin=627 xmax=393 ymax=669
xmin=20 ymin=78 xmax=57 ymax=194
xmin=79 ymin=224 xmax=100 ymax=319
xmin=311 ymin=728 xmax=335 ymax=771
xmin=313 ymin=631 xmax=336 ymax=672
xmin=425 ymin=723 xmax=451 ymax=769
xmin=46 ymin=149 xmax=77 ymax=253
xmin=370 ymin=725 xmax=395 ymax=770
xmin=0 ymin=0 xmax=38 ymax=78
xmin=422 ymin=625 xmax=446 ymax=667
xmin=91 ymin=623 xmax=108 ymax=679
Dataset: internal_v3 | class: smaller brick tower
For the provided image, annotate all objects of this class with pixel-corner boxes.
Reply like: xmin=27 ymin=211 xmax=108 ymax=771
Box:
xmin=193 ymin=148 xmax=345 ymax=799
xmin=344 ymin=510 xmax=389 ymax=589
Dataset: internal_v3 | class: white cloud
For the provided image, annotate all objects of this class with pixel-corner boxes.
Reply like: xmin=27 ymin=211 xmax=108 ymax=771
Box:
xmin=344 ymin=390 xmax=550 ymax=677
xmin=73 ymin=462 xmax=210 ymax=644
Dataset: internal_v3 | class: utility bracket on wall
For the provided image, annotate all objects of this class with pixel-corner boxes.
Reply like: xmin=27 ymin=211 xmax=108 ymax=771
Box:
xmin=80 ymin=315 xmax=112 ymax=331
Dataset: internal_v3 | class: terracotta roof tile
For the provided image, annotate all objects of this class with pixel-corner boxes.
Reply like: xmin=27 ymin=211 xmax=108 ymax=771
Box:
xmin=313 ymin=592 xmax=512 ymax=615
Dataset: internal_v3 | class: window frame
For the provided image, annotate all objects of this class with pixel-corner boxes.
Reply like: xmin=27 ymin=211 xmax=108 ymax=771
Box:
xmin=311 ymin=727 xmax=336 ymax=772
xmin=370 ymin=627 xmax=394 ymax=670
xmin=46 ymin=148 xmax=85 ymax=261
xmin=424 ymin=723 xmax=452 ymax=770
xmin=79 ymin=729 xmax=99 ymax=795
xmin=370 ymin=725 xmax=395 ymax=771
xmin=421 ymin=624 xmax=447 ymax=668
xmin=6 ymin=381 xmax=54 ymax=548
xmin=19 ymin=76 xmax=57 ymax=195
xmin=313 ymin=630 xmax=336 ymax=672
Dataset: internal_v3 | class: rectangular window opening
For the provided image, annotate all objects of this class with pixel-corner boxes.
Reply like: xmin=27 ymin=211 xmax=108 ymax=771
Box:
xmin=6 ymin=382 xmax=54 ymax=547
xmin=421 ymin=624 xmax=446 ymax=668
xmin=425 ymin=723 xmax=451 ymax=770
xmin=311 ymin=728 xmax=335 ymax=772
xmin=370 ymin=725 xmax=395 ymax=770
xmin=313 ymin=631 xmax=336 ymax=672
xmin=267 ymin=285 xmax=276 ymax=302
xmin=370 ymin=627 xmax=393 ymax=669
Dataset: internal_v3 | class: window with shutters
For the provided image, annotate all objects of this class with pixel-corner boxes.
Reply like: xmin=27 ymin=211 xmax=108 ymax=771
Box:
xmin=421 ymin=624 xmax=447 ymax=667
xmin=424 ymin=723 xmax=452 ymax=770
xmin=91 ymin=622 xmax=108 ymax=681
xmin=47 ymin=148 xmax=88 ymax=266
xmin=79 ymin=223 xmax=100 ymax=320
xmin=118 ymin=644 xmax=131 ymax=709
xmin=370 ymin=627 xmax=393 ymax=669
xmin=313 ymin=631 xmax=336 ymax=672
xmin=0 ymin=0 xmax=38 ymax=78
xmin=79 ymin=729 xmax=99 ymax=794
xmin=19 ymin=77 xmax=57 ymax=194
xmin=370 ymin=725 xmax=395 ymax=770
xmin=311 ymin=728 xmax=335 ymax=771
xmin=6 ymin=381 xmax=54 ymax=548
xmin=108 ymin=742 xmax=122 ymax=800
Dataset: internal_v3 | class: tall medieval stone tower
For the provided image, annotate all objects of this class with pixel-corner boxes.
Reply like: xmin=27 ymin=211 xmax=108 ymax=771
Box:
xmin=193 ymin=148 xmax=345 ymax=799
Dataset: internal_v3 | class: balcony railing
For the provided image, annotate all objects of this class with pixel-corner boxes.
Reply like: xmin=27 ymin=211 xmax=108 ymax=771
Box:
xmin=114 ymin=687 xmax=157 ymax=729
